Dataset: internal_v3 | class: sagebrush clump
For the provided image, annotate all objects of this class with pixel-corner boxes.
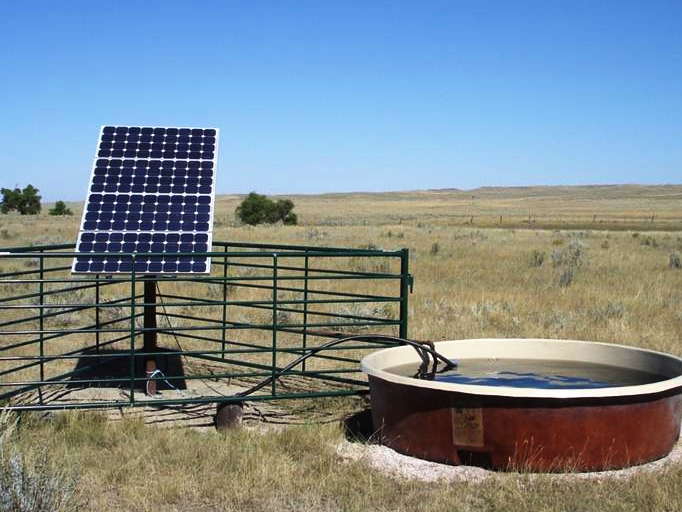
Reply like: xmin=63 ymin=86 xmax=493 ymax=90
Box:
xmin=0 ymin=412 xmax=81 ymax=511
xmin=530 ymin=250 xmax=545 ymax=267
xmin=670 ymin=252 xmax=681 ymax=269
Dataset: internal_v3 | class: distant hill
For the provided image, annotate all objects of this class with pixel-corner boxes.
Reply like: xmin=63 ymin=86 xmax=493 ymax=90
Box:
xmin=217 ymin=184 xmax=682 ymax=231
xmin=228 ymin=184 xmax=682 ymax=201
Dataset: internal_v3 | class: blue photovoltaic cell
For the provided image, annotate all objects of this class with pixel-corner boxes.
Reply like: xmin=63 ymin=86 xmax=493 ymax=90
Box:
xmin=72 ymin=126 xmax=219 ymax=274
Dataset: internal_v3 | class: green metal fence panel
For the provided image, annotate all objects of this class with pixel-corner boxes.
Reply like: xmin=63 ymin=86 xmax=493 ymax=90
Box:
xmin=0 ymin=241 xmax=412 ymax=411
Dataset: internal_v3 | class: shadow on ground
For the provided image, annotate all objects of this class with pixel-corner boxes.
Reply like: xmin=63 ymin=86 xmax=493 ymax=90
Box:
xmin=66 ymin=347 xmax=187 ymax=391
xmin=343 ymin=407 xmax=378 ymax=442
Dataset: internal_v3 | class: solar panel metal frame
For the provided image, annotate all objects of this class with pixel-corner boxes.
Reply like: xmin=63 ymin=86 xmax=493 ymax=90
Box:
xmin=71 ymin=125 xmax=219 ymax=275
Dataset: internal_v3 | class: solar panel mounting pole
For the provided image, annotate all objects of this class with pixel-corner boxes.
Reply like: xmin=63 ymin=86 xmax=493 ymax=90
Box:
xmin=72 ymin=125 xmax=220 ymax=395
xmin=143 ymin=278 xmax=157 ymax=395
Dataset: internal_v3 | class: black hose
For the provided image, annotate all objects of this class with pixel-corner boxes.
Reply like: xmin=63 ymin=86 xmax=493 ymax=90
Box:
xmin=236 ymin=334 xmax=455 ymax=398
xmin=153 ymin=284 xmax=454 ymax=399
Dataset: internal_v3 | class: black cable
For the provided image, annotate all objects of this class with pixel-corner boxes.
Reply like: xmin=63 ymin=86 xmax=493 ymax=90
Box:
xmin=154 ymin=282 xmax=230 ymax=399
xmin=236 ymin=334 xmax=456 ymax=398
xmin=153 ymin=283 xmax=456 ymax=401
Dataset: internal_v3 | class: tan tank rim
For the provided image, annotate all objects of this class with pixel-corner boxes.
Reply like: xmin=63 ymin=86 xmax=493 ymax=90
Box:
xmin=360 ymin=338 xmax=682 ymax=399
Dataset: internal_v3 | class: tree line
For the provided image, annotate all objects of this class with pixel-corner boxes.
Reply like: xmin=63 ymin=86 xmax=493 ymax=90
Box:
xmin=1 ymin=185 xmax=72 ymax=215
xmin=2 ymin=185 xmax=295 ymax=223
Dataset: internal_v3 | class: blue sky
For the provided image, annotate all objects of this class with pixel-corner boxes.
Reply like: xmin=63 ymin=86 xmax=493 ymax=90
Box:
xmin=0 ymin=1 xmax=680 ymax=202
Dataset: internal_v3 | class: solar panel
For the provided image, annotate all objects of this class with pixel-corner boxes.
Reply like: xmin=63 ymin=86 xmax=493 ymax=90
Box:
xmin=72 ymin=126 xmax=219 ymax=274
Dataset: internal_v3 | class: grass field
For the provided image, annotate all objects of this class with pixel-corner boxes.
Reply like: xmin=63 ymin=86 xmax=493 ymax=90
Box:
xmin=2 ymin=184 xmax=682 ymax=511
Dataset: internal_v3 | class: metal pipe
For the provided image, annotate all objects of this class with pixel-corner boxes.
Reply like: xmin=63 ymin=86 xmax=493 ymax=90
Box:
xmin=302 ymin=252 xmax=309 ymax=372
xmin=271 ymin=254 xmax=278 ymax=396
xmin=221 ymin=244 xmax=228 ymax=359
xmin=399 ymin=248 xmax=411 ymax=339
xmin=143 ymin=279 xmax=157 ymax=395
xmin=38 ymin=251 xmax=45 ymax=404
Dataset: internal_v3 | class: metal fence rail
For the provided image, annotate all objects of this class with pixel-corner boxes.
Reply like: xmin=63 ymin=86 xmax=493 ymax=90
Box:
xmin=0 ymin=241 xmax=411 ymax=411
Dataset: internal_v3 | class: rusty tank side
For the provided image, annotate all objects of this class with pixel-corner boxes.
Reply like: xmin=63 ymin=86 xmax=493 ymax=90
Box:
xmin=362 ymin=339 xmax=682 ymax=472
xmin=369 ymin=376 xmax=682 ymax=471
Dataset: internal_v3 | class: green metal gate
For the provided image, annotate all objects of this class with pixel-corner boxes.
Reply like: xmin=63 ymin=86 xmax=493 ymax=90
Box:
xmin=0 ymin=241 xmax=412 ymax=411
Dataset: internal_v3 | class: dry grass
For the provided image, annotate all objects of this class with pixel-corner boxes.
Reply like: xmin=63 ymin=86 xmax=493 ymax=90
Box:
xmin=6 ymin=411 xmax=682 ymax=512
xmin=2 ymin=185 xmax=682 ymax=511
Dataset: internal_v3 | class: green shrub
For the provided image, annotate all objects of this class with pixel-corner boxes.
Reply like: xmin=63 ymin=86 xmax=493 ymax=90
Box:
xmin=235 ymin=192 xmax=297 ymax=226
xmin=0 ymin=185 xmax=41 ymax=215
xmin=48 ymin=201 xmax=73 ymax=216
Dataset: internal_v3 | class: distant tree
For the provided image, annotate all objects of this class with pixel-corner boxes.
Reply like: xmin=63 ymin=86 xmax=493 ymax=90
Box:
xmin=235 ymin=192 xmax=298 ymax=226
xmin=0 ymin=184 xmax=41 ymax=215
xmin=0 ymin=188 xmax=21 ymax=214
xmin=49 ymin=200 xmax=73 ymax=216
xmin=235 ymin=192 xmax=271 ymax=225
xmin=273 ymin=199 xmax=297 ymax=225
xmin=19 ymin=184 xmax=41 ymax=214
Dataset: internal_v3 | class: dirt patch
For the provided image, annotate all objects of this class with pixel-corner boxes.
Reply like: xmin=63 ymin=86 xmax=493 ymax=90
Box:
xmin=17 ymin=381 xmax=298 ymax=431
